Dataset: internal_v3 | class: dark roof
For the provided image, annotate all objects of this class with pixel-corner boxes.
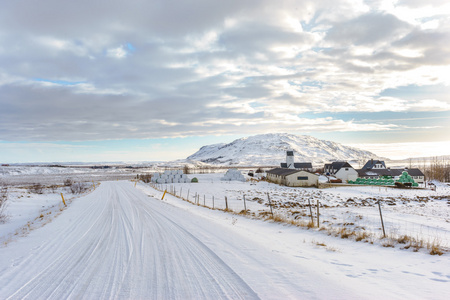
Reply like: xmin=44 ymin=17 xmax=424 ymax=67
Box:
xmin=267 ymin=168 xmax=316 ymax=177
xmin=362 ymin=159 xmax=386 ymax=170
xmin=357 ymin=168 xmax=425 ymax=177
xmin=294 ymin=162 xmax=312 ymax=168
xmin=325 ymin=161 xmax=354 ymax=171
xmin=280 ymin=162 xmax=312 ymax=169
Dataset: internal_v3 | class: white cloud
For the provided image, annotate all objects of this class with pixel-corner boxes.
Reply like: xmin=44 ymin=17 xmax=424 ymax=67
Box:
xmin=0 ymin=0 xmax=448 ymax=145
xmin=106 ymin=45 xmax=128 ymax=59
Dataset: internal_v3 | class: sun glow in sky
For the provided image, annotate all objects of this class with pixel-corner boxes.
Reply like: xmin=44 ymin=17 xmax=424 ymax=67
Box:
xmin=0 ymin=0 xmax=449 ymax=163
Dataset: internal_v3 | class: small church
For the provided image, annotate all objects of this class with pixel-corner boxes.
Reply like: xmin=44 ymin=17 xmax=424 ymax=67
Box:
xmin=280 ymin=151 xmax=313 ymax=171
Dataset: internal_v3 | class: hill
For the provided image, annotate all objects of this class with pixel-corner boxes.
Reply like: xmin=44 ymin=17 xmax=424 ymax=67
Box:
xmin=185 ymin=133 xmax=379 ymax=167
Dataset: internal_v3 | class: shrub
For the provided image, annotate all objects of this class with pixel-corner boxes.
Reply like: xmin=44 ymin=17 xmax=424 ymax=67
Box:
xmin=28 ymin=184 xmax=44 ymax=194
xmin=64 ymin=178 xmax=74 ymax=186
xmin=70 ymin=182 xmax=90 ymax=194
xmin=138 ymin=174 xmax=152 ymax=183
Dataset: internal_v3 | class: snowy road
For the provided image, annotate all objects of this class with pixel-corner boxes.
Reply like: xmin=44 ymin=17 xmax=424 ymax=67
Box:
xmin=3 ymin=181 xmax=444 ymax=300
xmin=0 ymin=181 xmax=262 ymax=299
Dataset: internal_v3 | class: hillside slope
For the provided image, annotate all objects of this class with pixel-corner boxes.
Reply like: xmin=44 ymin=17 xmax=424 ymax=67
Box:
xmin=186 ymin=133 xmax=378 ymax=167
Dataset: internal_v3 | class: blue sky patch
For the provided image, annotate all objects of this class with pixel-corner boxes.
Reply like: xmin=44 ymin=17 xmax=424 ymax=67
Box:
xmin=33 ymin=78 xmax=85 ymax=86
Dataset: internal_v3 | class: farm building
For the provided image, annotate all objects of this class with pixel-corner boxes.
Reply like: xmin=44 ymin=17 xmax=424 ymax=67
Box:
xmin=280 ymin=151 xmax=313 ymax=171
xmin=357 ymin=168 xmax=425 ymax=184
xmin=266 ymin=168 xmax=319 ymax=187
xmin=324 ymin=162 xmax=358 ymax=182
xmin=362 ymin=159 xmax=386 ymax=170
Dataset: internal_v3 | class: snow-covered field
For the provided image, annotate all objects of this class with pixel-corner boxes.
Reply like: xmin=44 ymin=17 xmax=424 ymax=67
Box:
xmin=0 ymin=165 xmax=147 ymax=186
xmin=153 ymin=173 xmax=450 ymax=249
xmin=0 ymin=171 xmax=449 ymax=299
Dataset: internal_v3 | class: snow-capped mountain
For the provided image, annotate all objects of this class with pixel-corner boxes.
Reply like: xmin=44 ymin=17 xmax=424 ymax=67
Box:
xmin=186 ymin=133 xmax=379 ymax=167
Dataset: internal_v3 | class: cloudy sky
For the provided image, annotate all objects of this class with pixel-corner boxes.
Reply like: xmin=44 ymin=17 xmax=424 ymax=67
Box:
xmin=0 ymin=0 xmax=449 ymax=163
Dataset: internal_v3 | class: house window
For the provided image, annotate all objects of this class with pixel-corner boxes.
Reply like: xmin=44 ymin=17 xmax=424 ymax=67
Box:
xmin=297 ymin=176 xmax=308 ymax=180
xmin=345 ymin=168 xmax=348 ymax=171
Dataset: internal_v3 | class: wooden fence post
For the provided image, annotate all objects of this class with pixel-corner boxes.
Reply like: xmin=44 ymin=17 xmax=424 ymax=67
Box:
xmin=316 ymin=200 xmax=320 ymax=228
xmin=267 ymin=193 xmax=273 ymax=217
xmin=308 ymin=198 xmax=314 ymax=226
xmin=225 ymin=196 xmax=228 ymax=210
xmin=378 ymin=200 xmax=386 ymax=238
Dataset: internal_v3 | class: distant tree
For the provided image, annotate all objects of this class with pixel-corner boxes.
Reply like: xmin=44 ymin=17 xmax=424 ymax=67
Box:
xmin=424 ymin=156 xmax=450 ymax=182
xmin=255 ymin=167 xmax=264 ymax=173
xmin=183 ymin=165 xmax=191 ymax=174
xmin=315 ymin=167 xmax=324 ymax=174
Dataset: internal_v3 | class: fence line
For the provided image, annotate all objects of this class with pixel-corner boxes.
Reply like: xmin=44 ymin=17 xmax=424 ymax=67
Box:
xmin=148 ymin=182 xmax=450 ymax=246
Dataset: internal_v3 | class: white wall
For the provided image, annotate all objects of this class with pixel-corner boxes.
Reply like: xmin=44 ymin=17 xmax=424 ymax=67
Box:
xmin=335 ymin=168 xmax=358 ymax=182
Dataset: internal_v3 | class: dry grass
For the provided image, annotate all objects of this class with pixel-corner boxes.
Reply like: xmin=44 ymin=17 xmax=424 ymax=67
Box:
xmin=396 ymin=235 xmax=411 ymax=244
xmin=148 ymin=183 xmax=448 ymax=256
xmin=355 ymin=231 xmax=370 ymax=242
xmin=428 ymin=239 xmax=444 ymax=256
xmin=338 ymin=227 xmax=355 ymax=239
xmin=381 ymin=238 xmax=395 ymax=248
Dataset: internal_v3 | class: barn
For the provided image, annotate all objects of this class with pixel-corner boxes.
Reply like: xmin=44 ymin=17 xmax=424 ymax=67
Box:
xmin=266 ymin=168 xmax=319 ymax=187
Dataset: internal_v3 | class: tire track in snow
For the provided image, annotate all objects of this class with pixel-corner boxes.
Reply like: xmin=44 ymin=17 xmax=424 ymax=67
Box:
xmin=0 ymin=181 xmax=259 ymax=300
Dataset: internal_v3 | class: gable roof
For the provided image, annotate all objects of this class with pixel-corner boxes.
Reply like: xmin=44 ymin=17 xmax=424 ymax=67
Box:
xmin=267 ymin=168 xmax=317 ymax=177
xmin=294 ymin=162 xmax=312 ymax=168
xmin=280 ymin=162 xmax=312 ymax=169
xmin=362 ymin=159 xmax=386 ymax=170
xmin=325 ymin=162 xmax=354 ymax=171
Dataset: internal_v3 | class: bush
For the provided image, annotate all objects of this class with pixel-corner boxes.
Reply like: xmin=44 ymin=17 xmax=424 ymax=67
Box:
xmin=70 ymin=182 xmax=90 ymax=194
xmin=28 ymin=184 xmax=44 ymax=194
xmin=64 ymin=178 xmax=74 ymax=186
xmin=138 ymin=174 xmax=152 ymax=183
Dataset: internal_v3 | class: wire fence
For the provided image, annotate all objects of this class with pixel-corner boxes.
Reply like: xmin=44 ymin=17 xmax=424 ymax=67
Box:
xmin=149 ymin=182 xmax=450 ymax=248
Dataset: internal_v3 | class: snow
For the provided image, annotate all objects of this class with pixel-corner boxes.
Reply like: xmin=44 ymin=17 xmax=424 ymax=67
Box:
xmin=185 ymin=133 xmax=378 ymax=166
xmin=0 ymin=174 xmax=449 ymax=299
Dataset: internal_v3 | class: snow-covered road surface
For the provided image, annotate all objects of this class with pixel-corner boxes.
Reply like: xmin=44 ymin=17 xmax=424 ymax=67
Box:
xmin=1 ymin=181 xmax=448 ymax=300
xmin=0 ymin=182 xmax=261 ymax=299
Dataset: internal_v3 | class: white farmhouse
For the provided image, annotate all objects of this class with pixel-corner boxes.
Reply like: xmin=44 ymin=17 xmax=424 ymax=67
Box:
xmin=324 ymin=162 xmax=358 ymax=182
